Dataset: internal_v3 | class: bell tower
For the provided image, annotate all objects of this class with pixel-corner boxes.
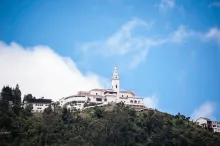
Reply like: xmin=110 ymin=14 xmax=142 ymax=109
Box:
xmin=112 ymin=67 xmax=120 ymax=94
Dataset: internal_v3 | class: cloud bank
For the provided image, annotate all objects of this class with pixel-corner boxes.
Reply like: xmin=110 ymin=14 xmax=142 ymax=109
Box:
xmin=191 ymin=102 xmax=216 ymax=121
xmin=0 ymin=41 xmax=105 ymax=101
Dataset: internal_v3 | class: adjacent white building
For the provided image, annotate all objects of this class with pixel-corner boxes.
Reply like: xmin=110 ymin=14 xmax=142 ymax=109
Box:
xmin=59 ymin=67 xmax=145 ymax=110
xmin=23 ymin=98 xmax=52 ymax=113
xmin=196 ymin=117 xmax=220 ymax=133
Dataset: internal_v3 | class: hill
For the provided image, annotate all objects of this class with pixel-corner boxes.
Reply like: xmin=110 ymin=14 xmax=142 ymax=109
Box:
xmin=1 ymin=85 xmax=220 ymax=146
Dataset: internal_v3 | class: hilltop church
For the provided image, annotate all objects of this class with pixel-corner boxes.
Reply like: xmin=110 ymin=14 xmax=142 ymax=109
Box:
xmin=59 ymin=67 xmax=145 ymax=110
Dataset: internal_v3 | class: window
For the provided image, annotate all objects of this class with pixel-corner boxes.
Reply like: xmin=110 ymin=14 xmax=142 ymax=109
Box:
xmin=96 ymin=98 xmax=102 ymax=101
xmin=122 ymin=95 xmax=123 ymax=97
xmin=213 ymin=125 xmax=216 ymax=127
xmin=116 ymin=85 xmax=117 ymax=88
xmin=96 ymin=93 xmax=98 ymax=95
xmin=138 ymin=101 xmax=140 ymax=104
xmin=104 ymin=99 xmax=107 ymax=102
xmin=134 ymin=100 xmax=137 ymax=103
xmin=127 ymin=95 xmax=128 ymax=97
xmin=130 ymin=100 xmax=133 ymax=103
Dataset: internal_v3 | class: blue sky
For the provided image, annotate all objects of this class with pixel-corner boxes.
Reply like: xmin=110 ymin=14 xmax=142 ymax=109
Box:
xmin=0 ymin=0 xmax=220 ymax=120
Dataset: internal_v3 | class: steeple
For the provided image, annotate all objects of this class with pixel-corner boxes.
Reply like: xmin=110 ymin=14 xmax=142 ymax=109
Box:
xmin=112 ymin=66 xmax=120 ymax=94
xmin=112 ymin=67 xmax=119 ymax=79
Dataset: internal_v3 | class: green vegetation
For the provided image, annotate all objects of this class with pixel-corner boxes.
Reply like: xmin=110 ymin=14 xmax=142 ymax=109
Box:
xmin=1 ymin=85 xmax=220 ymax=146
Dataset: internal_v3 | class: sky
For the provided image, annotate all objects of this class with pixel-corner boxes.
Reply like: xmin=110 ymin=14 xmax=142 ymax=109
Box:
xmin=0 ymin=0 xmax=220 ymax=121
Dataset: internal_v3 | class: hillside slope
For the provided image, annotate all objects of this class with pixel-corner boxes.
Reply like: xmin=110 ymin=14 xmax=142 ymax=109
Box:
xmin=1 ymin=103 xmax=220 ymax=146
xmin=1 ymin=85 xmax=220 ymax=146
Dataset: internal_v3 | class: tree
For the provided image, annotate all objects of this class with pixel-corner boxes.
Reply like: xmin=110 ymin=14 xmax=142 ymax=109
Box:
xmin=62 ymin=107 xmax=72 ymax=124
xmin=0 ymin=86 xmax=13 ymax=111
xmin=24 ymin=103 xmax=33 ymax=117
xmin=13 ymin=84 xmax=21 ymax=105
xmin=23 ymin=94 xmax=34 ymax=102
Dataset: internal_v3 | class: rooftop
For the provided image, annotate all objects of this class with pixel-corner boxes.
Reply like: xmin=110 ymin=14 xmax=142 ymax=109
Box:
xmin=24 ymin=98 xmax=52 ymax=103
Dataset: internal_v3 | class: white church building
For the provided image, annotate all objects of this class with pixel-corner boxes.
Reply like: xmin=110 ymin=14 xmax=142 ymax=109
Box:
xmin=59 ymin=67 xmax=145 ymax=110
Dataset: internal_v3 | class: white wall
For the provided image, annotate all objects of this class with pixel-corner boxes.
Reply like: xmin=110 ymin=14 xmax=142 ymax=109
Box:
xmin=90 ymin=90 xmax=104 ymax=96
xmin=124 ymin=97 xmax=143 ymax=105
xmin=196 ymin=118 xmax=208 ymax=126
xmin=213 ymin=128 xmax=220 ymax=133
xmin=60 ymin=96 xmax=87 ymax=106
xmin=105 ymin=96 xmax=117 ymax=103
xmin=32 ymin=103 xmax=50 ymax=113
xmin=119 ymin=92 xmax=135 ymax=98
xmin=65 ymin=96 xmax=87 ymax=103
xmin=89 ymin=96 xmax=104 ymax=103
xmin=112 ymin=79 xmax=120 ymax=93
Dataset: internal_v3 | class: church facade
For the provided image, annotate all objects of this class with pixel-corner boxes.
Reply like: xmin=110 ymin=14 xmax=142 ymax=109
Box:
xmin=59 ymin=67 xmax=145 ymax=110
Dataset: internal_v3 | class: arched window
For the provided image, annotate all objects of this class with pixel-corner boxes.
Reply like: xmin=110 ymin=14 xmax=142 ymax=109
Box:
xmin=138 ymin=101 xmax=140 ymax=104
xmin=130 ymin=100 xmax=133 ymax=103
xmin=134 ymin=100 xmax=137 ymax=103
xmin=116 ymin=84 xmax=117 ymax=88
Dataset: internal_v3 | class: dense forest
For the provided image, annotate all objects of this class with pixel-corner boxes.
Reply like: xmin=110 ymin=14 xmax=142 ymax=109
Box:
xmin=1 ymin=85 xmax=220 ymax=146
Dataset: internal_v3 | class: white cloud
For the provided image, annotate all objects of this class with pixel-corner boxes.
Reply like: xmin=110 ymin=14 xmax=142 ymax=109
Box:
xmin=190 ymin=102 xmax=216 ymax=121
xmin=80 ymin=18 xmax=164 ymax=69
xmin=0 ymin=41 xmax=106 ymax=101
xmin=83 ymin=18 xmax=153 ymax=56
xmin=171 ymin=26 xmax=191 ymax=43
xmin=205 ymin=27 xmax=220 ymax=44
xmin=170 ymin=25 xmax=203 ymax=43
xmin=158 ymin=0 xmax=175 ymax=9
xmin=143 ymin=95 xmax=158 ymax=109
xmin=209 ymin=2 xmax=220 ymax=7
xmin=129 ymin=48 xmax=148 ymax=69
xmin=79 ymin=19 xmax=220 ymax=70
xmin=171 ymin=26 xmax=220 ymax=45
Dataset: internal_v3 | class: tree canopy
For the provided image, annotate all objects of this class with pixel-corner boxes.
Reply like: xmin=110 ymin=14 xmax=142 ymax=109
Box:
xmin=0 ymin=85 xmax=220 ymax=146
